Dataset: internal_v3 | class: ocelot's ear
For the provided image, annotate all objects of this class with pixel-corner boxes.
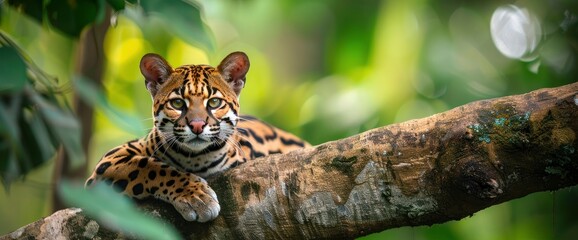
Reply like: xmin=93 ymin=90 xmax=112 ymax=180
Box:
xmin=217 ymin=52 xmax=250 ymax=96
xmin=140 ymin=53 xmax=173 ymax=96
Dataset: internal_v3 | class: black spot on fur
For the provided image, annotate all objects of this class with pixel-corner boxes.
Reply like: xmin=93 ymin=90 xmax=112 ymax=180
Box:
xmin=128 ymin=170 xmax=139 ymax=180
xmin=237 ymin=128 xmax=249 ymax=136
xmin=160 ymin=170 xmax=166 ymax=176
xmin=280 ymin=137 xmax=305 ymax=147
xmin=138 ymin=158 xmax=148 ymax=168
xmin=96 ymin=162 xmax=112 ymax=175
xmin=104 ymin=148 xmax=120 ymax=158
xmin=166 ymin=180 xmax=175 ymax=186
xmin=269 ymin=149 xmax=282 ymax=154
xmin=114 ymin=155 xmax=132 ymax=165
xmin=132 ymin=183 xmax=144 ymax=195
xmin=150 ymin=187 xmax=159 ymax=194
xmin=253 ymin=151 xmax=266 ymax=158
xmin=229 ymin=161 xmax=241 ymax=168
xmin=247 ymin=129 xmax=264 ymax=144
xmin=113 ymin=179 xmax=128 ymax=192
xmin=148 ymin=171 xmax=157 ymax=180
xmin=125 ymin=148 xmax=137 ymax=156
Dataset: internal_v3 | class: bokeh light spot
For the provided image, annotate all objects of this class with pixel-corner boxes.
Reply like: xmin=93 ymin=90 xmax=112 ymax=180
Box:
xmin=167 ymin=38 xmax=209 ymax=66
xmin=108 ymin=38 xmax=144 ymax=65
xmin=490 ymin=5 xmax=541 ymax=60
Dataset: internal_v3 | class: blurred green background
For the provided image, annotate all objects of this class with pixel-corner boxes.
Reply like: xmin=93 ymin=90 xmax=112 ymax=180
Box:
xmin=1 ymin=0 xmax=577 ymax=239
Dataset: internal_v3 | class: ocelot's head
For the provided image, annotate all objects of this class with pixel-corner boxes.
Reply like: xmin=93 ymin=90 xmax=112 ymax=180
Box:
xmin=140 ymin=52 xmax=250 ymax=152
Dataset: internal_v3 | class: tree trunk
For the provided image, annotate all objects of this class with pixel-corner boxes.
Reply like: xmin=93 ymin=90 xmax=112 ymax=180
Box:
xmin=6 ymin=82 xmax=578 ymax=239
xmin=51 ymin=9 xmax=111 ymax=212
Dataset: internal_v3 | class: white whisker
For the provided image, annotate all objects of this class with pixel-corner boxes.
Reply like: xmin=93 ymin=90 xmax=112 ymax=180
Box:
xmin=225 ymin=137 xmax=245 ymax=158
xmin=236 ymin=116 xmax=259 ymax=123
xmin=141 ymin=117 xmax=155 ymax=122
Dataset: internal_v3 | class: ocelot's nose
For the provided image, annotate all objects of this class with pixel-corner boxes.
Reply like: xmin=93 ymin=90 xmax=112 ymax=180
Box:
xmin=189 ymin=119 xmax=206 ymax=134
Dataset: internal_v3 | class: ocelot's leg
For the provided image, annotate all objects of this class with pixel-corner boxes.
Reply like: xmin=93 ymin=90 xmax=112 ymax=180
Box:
xmin=85 ymin=154 xmax=220 ymax=222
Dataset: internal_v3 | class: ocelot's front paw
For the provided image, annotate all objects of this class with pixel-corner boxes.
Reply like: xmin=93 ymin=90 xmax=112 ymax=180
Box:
xmin=172 ymin=181 xmax=220 ymax=222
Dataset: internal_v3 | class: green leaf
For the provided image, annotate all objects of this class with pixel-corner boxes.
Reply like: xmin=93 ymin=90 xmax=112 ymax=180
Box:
xmin=27 ymin=108 xmax=58 ymax=163
xmin=0 ymin=93 xmax=22 ymax=149
xmin=6 ymin=0 xmax=108 ymax=38
xmin=106 ymin=0 xmax=126 ymax=11
xmin=0 ymin=152 xmax=19 ymax=191
xmin=5 ymin=0 xmax=44 ymax=23
xmin=0 ymin=102 xmax=55 ymax=190
xmin=74 ymin=76 xmax=146 ymax=136
xmin=26 ymin=88 xmax=85 ymax=169
xmin=16 ymin=109 xmax=48 ymax=171
xmin=0 ymin=136 xmax=13 ymax=184
xmin=59 ymin=181 xmax=182 ymax=240
xmin=46 ymin=0 xmax=106 ymax=37
xmin=140 ymin=0 xmax=215 ymax=52
xmin=0 ymin=93 xmax=23 ymax=188
xmin=0 ymin=46 xmax=28 ymax=92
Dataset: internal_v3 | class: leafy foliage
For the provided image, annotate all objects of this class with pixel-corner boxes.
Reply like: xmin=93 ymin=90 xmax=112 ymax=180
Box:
xmin=6 ymin=0 xmax=105 ymax=37
xmin=138 ymin=0 xmax=214 ymax=52
xmin=59 ymin=181 xmax=181 ymax=240
xmin=4 ymin=0 xmax=213 ymax=50
xmin=0 ymin=0 xmax=213 ymax=186
xmin=0 ymin=42 xmax=26 ymax=91
xmin=74 ymin=76 xmax=146 ymax=136
xmin=0 ymin=33 xmax=84 ymax=188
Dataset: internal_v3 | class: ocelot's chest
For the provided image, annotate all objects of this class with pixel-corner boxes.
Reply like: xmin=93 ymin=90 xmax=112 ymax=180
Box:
xmin=147 ymin=115 xmax=309 ymax=178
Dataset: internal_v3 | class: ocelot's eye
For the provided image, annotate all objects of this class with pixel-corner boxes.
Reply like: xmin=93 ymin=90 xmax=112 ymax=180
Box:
xmin=207 ymin=98 xmax=222 ymax=109
xmin=170 ymin=99 xmax=186 ymax=109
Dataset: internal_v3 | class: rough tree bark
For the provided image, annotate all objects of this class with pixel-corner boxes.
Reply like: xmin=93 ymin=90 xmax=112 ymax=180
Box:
xmin=3 ymin=82 xmax=578 ymax=239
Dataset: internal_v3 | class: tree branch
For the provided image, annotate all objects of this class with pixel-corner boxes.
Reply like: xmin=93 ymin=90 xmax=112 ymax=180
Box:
xmin=4 ymin=83 xmax=578 ymax=239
